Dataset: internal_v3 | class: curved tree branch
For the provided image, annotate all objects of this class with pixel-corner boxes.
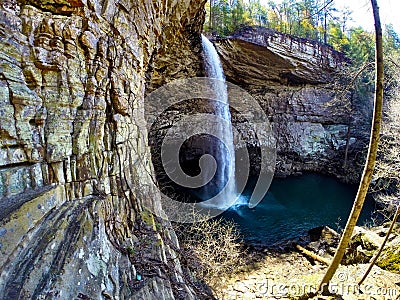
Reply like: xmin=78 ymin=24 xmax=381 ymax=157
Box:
xmin=318 ymin=0 xmax=384 ymax=294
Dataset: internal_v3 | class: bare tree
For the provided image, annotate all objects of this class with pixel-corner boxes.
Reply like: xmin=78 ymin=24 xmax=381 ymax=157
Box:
xmin=318 ymin=0 xmax=384 ymax=293
xmin=358 ymin=205 xmax=399 ymax=285
xmin=358 ymin=48 xmax=400 ymax=285
xmin=372 ymin=58 xmax=400 ymax=194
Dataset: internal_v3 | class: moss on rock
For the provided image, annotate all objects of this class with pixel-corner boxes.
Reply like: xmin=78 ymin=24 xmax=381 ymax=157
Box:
xmin=378 ymin=246 xmax=400 ymax=274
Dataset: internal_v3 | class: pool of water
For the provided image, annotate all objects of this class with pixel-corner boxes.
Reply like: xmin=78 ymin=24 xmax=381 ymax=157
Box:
xmin=220 ymin=173 xmax=377 ymax=246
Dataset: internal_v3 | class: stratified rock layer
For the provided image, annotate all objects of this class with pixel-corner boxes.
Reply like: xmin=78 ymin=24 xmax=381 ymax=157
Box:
xmin=0 ymin=0 xmax=206 ymax=298
xmin=214 ymin=27 xmax=372 ymax=181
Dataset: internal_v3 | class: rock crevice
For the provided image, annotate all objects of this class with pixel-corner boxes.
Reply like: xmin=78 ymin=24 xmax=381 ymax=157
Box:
xmin=0 ymin=0 xmax=206 ymax=298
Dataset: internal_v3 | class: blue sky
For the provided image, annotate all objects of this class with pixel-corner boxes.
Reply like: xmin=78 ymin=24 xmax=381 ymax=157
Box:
xmin=332 ymin=0 xmax=400 ymax=33
xmin=258 ymin=0 xmax=400 ymax=34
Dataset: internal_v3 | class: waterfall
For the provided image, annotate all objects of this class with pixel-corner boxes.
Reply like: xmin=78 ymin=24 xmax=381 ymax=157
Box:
xmin=200 ymin=34 xmax=237 ymax=209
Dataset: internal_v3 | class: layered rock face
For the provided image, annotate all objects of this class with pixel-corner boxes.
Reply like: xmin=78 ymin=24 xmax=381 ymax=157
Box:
xmin=213 ymin=27 xmax=372 ymax=181
xmin=0 ymin=0 xmax=206 ymax=298
xmin=0 ymin=3 xmax=373 ymax=297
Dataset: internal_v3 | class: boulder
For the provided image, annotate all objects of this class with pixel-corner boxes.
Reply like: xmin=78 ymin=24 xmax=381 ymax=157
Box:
xmin=344 ymin=226 xmax=384 ymax=264
xmin=377 ymin=240 xmax=400 ymax=274
xmin=306 ymin=226 xmax=340 ymax=258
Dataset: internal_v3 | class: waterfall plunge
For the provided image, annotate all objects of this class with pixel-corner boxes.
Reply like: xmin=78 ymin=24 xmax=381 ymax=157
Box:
xmin=200 ymin=35 xmax=238 ymax=209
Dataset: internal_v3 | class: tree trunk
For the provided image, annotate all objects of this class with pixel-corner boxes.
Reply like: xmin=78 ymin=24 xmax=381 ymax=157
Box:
xmin=209 ymin=0 xmax=214 ymax=32
xmin=323 ymin=1 xmax=327 ymax=44
xmin=318 ymin=0 xmax=384 ymax=294
xmin=358 ymin=206 xmax=400 ymax=286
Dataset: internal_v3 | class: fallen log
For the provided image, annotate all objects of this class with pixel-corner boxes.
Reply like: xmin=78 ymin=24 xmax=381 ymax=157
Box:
xmin=295 ymin=244 xmax=332 ymax=265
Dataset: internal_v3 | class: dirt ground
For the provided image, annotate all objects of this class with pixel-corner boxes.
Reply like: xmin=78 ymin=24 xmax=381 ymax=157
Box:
xmin=217 ymin=249 xmax=400 ymax=300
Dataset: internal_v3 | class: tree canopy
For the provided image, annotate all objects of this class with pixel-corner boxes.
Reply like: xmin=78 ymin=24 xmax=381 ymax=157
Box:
xmin=204 ymin=0 xmax=400 ymax=67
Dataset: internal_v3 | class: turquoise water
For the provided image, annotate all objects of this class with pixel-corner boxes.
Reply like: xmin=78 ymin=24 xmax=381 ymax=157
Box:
xmin=221 ymin=173 xmax=376 ymax=246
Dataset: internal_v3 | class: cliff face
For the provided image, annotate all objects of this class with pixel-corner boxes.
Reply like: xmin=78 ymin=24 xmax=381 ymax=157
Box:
xmin=0 ymin=4 xmax=372 ymax=297
xmin=0 ymin=0 xmax=206 ymax=298
xmin=213 ymin=27 xmax=372 ymax=181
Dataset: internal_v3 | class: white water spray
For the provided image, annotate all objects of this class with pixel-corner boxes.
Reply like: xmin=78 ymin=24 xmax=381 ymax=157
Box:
xmin=200 ymin=35 xmax=238 ymax=209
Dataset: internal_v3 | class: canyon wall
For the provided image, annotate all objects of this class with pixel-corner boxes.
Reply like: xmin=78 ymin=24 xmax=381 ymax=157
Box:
xmin=0 ymin=0 xmax=206 ymax=298
xmin=214 ymin=26 xmax=372 ymax=182
xmin=0 ymin=3 xmax=373 ymax=298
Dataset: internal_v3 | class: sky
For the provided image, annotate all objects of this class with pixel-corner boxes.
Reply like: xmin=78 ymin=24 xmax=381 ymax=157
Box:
xmin=259 ymin=0 xmax=400 ymax=34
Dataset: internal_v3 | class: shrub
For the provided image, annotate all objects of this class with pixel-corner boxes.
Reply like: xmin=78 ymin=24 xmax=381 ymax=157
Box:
xmin=173 ymin=216 xmax=243 ymax=293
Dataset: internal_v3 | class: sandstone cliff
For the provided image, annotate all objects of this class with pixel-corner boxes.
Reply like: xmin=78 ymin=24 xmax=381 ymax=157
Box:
xmin=0 ymin=2 xmax=374 ymax=298
xmin=213 ymin=26 xmax=372 ymax=181
xmin=0 ymin=0 xmax=206 ymax=298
